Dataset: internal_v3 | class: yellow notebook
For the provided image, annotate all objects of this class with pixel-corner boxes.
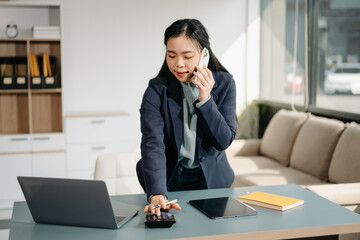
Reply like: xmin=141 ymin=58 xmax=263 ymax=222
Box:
xmin=238 ymin=191 xmax=304 ymax=211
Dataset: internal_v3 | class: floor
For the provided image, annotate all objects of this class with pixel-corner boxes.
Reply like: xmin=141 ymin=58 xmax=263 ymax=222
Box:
xmin=0 ymin=208 xmax=12 ymax=240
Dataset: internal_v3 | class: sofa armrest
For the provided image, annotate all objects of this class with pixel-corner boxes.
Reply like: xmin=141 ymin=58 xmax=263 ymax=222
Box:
xmin=225 ymin=139 xmax=261 ymax=158
xmin=306 ymin=183 xmax=360 ymax=206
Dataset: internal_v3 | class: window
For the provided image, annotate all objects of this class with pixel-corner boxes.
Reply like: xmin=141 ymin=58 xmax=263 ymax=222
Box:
xmin=311 ymin=0 xmax=360 ymax=113
xmin=260 ymin=0 xmax=306 ymax=107
xmin=260 ymin=0 xmax=360 ymax=115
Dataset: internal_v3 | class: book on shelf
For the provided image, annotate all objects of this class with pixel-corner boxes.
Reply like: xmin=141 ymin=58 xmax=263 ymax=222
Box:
xmin=33 ymin=26 xmax=60 ymax=31
xmin=33 ymin=33 xmax=61 ymax=39
xmin=238 ymin=191 xmax=304 ymax=211
xmin=30 ymin=53 xmax=40 ymax=77
xmin=0 ymin=63 xmax=13 ymax=76
xmin=15 ymin=63 xmax=27 ymax=76
xmin=42 ymin=52 xmax=52 ymax=77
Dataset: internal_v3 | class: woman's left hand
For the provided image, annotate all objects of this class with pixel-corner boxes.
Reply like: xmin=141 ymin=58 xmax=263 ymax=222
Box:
xmin=192 ymin=65 xmax=215 ymax=102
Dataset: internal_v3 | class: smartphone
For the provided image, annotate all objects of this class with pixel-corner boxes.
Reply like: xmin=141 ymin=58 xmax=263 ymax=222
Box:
xmin=193 ymin=47 xmax=210 ymax=83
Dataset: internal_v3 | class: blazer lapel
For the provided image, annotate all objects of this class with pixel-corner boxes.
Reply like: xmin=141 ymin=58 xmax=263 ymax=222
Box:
xmin=196 ymin=73 xmax=220 ymax=156
xmin=210 ymin=74 xmax=219 ymax=102
xmin=167 ymin=76 xmax=183 ymax=154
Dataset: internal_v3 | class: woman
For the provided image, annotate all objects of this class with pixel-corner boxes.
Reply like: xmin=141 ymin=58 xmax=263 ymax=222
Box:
xmin=136 ymin=19 xmax=236 ymax=216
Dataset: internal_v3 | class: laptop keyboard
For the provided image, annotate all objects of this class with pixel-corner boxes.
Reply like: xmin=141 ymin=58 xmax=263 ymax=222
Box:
xmin=115 ymin=216 xmax=127 ymax=225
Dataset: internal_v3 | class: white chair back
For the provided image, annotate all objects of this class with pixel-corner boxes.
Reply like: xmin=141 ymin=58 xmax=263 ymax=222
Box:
xmin=94 ymin=151 xmax=144 ymax=195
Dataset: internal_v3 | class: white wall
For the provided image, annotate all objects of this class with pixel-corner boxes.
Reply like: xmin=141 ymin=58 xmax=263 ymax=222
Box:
xmin=13 ymin=0 xmax=254 ymax=147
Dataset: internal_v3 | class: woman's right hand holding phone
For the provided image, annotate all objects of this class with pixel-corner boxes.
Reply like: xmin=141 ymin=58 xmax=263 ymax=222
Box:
xmin=192 ymin=64 xmax=215 ymax=102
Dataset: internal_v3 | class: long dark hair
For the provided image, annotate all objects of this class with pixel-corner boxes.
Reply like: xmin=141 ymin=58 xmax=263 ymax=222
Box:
xmin=157 ymin=19 xmax=229 ymax=77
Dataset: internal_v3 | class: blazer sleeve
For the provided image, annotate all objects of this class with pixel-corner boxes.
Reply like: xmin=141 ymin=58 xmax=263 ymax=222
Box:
xmin=140 ymin=81 xmax=168 ymax=199
xmin=195 ymin=77 xmax=236 ymax=151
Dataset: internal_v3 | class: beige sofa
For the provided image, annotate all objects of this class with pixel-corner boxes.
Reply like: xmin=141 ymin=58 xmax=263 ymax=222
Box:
xmin=226 ymin=109 xmax=360 ymax=214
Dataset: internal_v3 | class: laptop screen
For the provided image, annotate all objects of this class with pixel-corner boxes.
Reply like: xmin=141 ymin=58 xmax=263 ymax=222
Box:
xmin=17 ymin=176 xmax=138 ymax=229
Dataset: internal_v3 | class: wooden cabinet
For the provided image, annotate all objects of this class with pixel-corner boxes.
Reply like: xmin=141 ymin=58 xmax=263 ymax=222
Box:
xmin=0 ymin=3 xmax=64 ymax=209
xmin=0 ymin=39 xmax=29 ymax=134
xmin=0 ymin=3 xmax=62 ymax=134
xmin=0 ymin=39 xmax=62 ymax=134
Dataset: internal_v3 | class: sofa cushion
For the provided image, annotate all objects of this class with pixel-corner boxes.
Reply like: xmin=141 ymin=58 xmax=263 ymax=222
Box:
xmin=225 ymin=139 xmax=261 ymax=158
xmin=306 ymin=183 xmax=360 ymax=206
xmin=328 ymin=124 xmax=360 ymax=183
xmin=229 ymin=155 xmax=284 ymax=175
xmin=260 ymin=109 xmax=308 ymax=166
xmin=233 ymin=167 xmax=325 ymax=187
xmin=290 ymin=115 xmax=345 ymax=181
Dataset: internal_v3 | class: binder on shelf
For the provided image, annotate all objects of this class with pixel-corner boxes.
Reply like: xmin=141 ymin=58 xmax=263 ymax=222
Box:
xmin=31 ymin=76 xmax=43 ymax=89
xmin=15 ymin=76 xmax=28 ymax=89
xmin=1 ymin=63 xmax=13 ymax=76
xmin=42 ymin=53 xmax=48 ymax=77
xmin=30 ymin=53 xmax=40 ymax=77
xmin=42 ymin=52 xmax=56 ymax=88
xmin=0 ymin=57 xmax=28 ymax=90
xmin=30 ymin=53 xmax=43 ymax=89
xmin=29 ymin=52 xmax=57 ymax=89
xmin=0 ymin=76 xmax=14 ymax=89
xmin=14 ymin=63 xmax=28 ymax=89
xmin=44 ymin=76 xmax=56 ymax=88
xmin=0 ymin=63 xmax=14 ymax=89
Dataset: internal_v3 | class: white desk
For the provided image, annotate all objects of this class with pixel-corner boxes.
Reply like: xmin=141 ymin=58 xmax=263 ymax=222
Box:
xmin=10 ymin=184 xmax=360 ymax=240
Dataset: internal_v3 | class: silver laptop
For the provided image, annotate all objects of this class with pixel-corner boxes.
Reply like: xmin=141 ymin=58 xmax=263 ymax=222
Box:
xmin=17 ymin=176 xmax=139 ymax=229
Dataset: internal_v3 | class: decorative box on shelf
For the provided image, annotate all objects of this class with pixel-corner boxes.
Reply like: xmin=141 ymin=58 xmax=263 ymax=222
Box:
xmin=30 ymin=76 xmax=57 ymax=89
xmin=1 ymin=75 xmax=28 ymax=90
xmin=0 ymin=75 xmax=14 ymax=89
xmin=44 ymin=76 xmax=56 ymax=88
xmin=15 ymin=76 xmax=27 ymax=89
xmin=30 ymin=76 xmax=43 ymax=89
xmin=0 ymin=56 xmax=28 ymax=89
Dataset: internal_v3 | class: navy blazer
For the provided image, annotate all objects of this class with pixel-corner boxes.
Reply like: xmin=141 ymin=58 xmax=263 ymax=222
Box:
xmin=139 ymin=71 xmax=236 ymax=199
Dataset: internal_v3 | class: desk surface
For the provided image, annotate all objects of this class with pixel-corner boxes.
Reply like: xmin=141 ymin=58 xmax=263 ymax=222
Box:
xmin=10 ymin=184 xmax=360 ymax=240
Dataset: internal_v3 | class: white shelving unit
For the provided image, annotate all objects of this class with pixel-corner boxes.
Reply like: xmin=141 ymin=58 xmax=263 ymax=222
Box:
xmin=0 ymin=2 xmax=65 ymax=209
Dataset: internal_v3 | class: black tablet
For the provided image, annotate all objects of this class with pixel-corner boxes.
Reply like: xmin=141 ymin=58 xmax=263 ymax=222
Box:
xmin=189 ymin=197 xmax=257 ymax=219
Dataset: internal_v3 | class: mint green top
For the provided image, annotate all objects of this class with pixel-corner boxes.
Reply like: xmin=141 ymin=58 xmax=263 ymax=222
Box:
xmin=179 ymin=82 xmax=210 ymax=169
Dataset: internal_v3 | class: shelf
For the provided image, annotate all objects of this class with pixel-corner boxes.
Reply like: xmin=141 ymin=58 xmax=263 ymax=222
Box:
xmin=0 ymin=3 xmax=62 ymax=135
xmin=0 ymin=89 xmax=28 ymax=94
xmin=0 ymin=88 xmax=62 ymax=94
xmin=0 ymin=2 xmax=61 ymax=7
xmin=29 ymin=39 xmax=61 ymax=42
xmin=0 ymin=39 xmax=27 ymax=42
xmin=31 ymin=92 xmax=62 ymax=133
xmin=0 ymin=41 xmax=26 ymax=57
xmin=0 ymin=92 xmax=29 ymax=134
xmin=0 ymin=38 xmax=60 ymax=42
xmin=30 ymin=88 xmax=62 ymax=93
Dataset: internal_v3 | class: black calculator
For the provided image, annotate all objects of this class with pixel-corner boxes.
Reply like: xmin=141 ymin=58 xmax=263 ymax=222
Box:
xmin=144 ymin=213 xmax=176 ymax=228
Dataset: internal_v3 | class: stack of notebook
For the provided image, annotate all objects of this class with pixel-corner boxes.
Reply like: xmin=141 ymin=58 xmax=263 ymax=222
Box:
xmin=33 ymin=26 xmax=60 ymax=39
